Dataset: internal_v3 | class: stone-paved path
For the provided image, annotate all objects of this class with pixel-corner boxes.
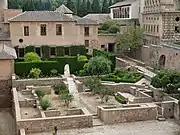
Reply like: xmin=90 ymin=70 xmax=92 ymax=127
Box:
xmin=29 ymin=120 xmax=180 ymax=135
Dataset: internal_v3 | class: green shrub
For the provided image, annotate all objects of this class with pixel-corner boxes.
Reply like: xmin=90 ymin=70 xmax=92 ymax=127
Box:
xmin=39 ymin=99 xmax=51 ymax=110
xmin=56 ymin=46 xmax=65 ymax=56
xmin=108 ymin=25 xmax=120 ymax=34
xmin=50 ymin=69 xmax=58 ymax=76
xmin=29 ymin=68 xmax=41 ymax=79
xmin=93 ymin=49 xmax=116 ymax=71
xmin=41 ymin=45 xmax=50 ymax=60
xmin=115 ymin=95 xmax=127 ymax=104
xmin=35 ymin=88 xmax=45 ymax=99
xmin=25 ymin=46 xmax=35 ymax=53
xmin=77 ymin=55 xmax=88 ymax=62
xmin=24 ymin=52 xmax=41 ymax=62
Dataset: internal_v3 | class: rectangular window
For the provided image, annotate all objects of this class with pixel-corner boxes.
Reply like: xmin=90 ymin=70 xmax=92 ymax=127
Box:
xmin=56 ymin=24 xmax=62 ymax=35
xmin=35 ymin=47 xmax=41 ymax=56
xmin=84 ymin=27 xmax=89 ymax=36
xmin=40 ymin=24 xmax=47 ymax=36
xmin=19 ymin=48 xmax=25 ymax=57
xmin=24 ymin=26 xmax=29 ymax=36
xmin=85 ymin=40 xmax=89 ymax=47
xmin=50 ymin=47 xmax=56 ymax=56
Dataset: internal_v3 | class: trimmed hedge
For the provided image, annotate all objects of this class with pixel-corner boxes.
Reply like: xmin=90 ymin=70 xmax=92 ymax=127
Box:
xmin=25 ymin=46 xmax=35 ymax=53
xmin=41 ymin=45 xmax=50 ymax=60
xmin=15 ymin=56 xmax=86 ymax=77
xmin=93 ymin=49 xmax=116 ymax=71
xmin=56 ymin=46 xmax=65 ymax=56
xmin=69 ymin=45 xmax=86 ymax=56
xmin=101 ymin=69 xmax=143 ymax=83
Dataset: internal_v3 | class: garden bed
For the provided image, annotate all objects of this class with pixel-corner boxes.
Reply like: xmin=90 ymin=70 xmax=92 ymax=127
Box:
xmin=101 ymin=69 xmax=143 ymax=83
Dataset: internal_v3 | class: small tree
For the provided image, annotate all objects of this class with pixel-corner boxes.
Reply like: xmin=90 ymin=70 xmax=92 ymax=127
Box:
xmin=24 ymin=52 xmax=41 ymax=62
xmin=98 ymin=86 xmax=111 ymax=103
xmin=35 ymin=88 xmax=45 ymax=99
xmin=29 ymin=68 xmax=41 ymax=79
xmin=86 ymin=56 xmax=112 ymax=77
xmin=40 ymin=99 xmax=51 ymax=110
xmin=116 ymin=24 xmax=144 ymax=54
xmin=60 ymin=93 xmax=73 ymax=108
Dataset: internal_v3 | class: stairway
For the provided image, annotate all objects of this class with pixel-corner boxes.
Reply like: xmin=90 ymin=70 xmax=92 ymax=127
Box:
xmin=92 ymin=114 xmax=104 ymax=127
xmin=157 ymin=115 xmax=166 ymax=121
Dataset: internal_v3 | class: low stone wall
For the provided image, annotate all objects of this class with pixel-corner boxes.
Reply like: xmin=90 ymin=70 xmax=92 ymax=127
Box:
xmin=75 ymin=80 xmax=83 ymax=92
xmin=67 ymin=108 xmax=83 ymax=115
xmin=97 ymin=103 xmax=157 ymax=124
xmin=17 ymin=110 xmax=93 ymax=133
xmin=12 ymin=75 xmax=65 ymax=90
xmin=102 ymin=82 xmax=145 ymax=93
xmin=19 ymin=100 xmax=36 ymax=108
xmin=116 ymin=57 xmax=130 ymax=68
xmin=44 ymin=110 xmax=61 ymax=117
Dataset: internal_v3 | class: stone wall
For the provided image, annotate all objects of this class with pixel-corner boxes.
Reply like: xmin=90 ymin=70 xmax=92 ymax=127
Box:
xmin=17 ymin=112 xmax=93 ymax=133
xmin=12 ymin=76 xmax=65 ymax=90
xmin=97 ymin=104 xmax=157 ymax=124
xmin=0 ymin=80 xmax=12 ymax=108
xmin=19 ymin=100 xmax=36 ymax=108
xmin=44 ymin=110 xmax=61 ymax=117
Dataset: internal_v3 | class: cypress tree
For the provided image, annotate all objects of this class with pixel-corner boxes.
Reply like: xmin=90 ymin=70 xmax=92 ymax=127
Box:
xmin=102 ymin=0 xmax=109 ymax=13
xmin=66 ymin=0 xmax=76 ymax=13
xmin=79 ymin=0 xmax=87 ymax=17
xmin=91 ymin=0 xmax=101 ymax=13
xmin=109 ymin=0 xmax=113 ymax=6
xmin=87 ymin=0 xmax=92 ymax=13
xmin=76 ymin=0 xmax=81 ymax=15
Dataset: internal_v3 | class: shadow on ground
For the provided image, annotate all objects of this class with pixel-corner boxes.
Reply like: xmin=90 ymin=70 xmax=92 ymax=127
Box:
xmin=0 ymin=109 xmax=15 ymax=135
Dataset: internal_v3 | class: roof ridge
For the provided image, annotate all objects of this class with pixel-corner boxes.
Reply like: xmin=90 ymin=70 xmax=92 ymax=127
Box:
xmin=8 ymin=11 xmax=26 ymax=21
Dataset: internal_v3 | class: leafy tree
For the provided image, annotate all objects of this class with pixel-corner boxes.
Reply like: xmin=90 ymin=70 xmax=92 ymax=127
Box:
xmin=116 ymin=24 xmax=144 ymax=53
xmin=108 ymin=24 xmax=120 ymax=33
xmin=102 ymin=0 xmax=109 ymax=13
xmin=60 ymin=92 xmax=73 ymax=108
xmin=24 ymin=52 xmax=41 ymax=62
xmin=91 ymin=0 xmax=101 ymax=13
xmin=86 ymin=56 xmax=112 ymax=76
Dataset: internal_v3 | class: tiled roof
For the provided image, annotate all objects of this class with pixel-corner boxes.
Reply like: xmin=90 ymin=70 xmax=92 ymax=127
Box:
xmin=76 ymin=17 xmax=98 ymax=25
xmin=9 ymin=11 xmax=75 ymax=22
xmin=0 ymin=44 xmax=17 ymax=59
xmin=55 ymin=4 xmax=73 ymax=14
xmin=110 ymin=0 xmax=136 ymax=8
xmin=83 ymin=14 xmax=111 ymax=24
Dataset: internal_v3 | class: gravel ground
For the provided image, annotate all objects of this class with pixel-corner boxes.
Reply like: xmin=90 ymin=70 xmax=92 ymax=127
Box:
xmin=29 ymin=120 xmax=180 ymax=135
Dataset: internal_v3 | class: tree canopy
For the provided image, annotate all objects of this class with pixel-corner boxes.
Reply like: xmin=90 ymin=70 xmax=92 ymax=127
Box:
xmin=116 ymin=24 xmax=144 ymax=53
xmin=8 ymin=0 xmax=120 ymax=17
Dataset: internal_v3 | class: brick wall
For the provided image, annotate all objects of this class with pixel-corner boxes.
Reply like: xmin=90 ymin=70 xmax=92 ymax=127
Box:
xmin=0 ymin=80 xmax=12 ymax=108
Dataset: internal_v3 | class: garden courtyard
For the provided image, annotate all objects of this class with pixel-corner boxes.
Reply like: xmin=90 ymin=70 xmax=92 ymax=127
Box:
xmin=9 ymin=49 xmax=180 ymax=135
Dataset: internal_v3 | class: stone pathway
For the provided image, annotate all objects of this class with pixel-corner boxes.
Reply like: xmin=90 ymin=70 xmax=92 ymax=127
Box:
xmin=29 ymin=120 xmax=180 ymax=135
xmin=67 ymin=77 xmax=80 ymax=108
